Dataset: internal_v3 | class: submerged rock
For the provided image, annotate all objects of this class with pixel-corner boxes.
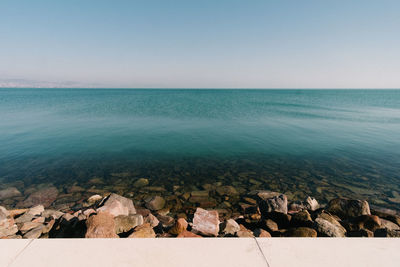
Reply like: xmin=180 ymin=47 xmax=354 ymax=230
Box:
xmin=216 ymin=186 xmax=239 ymax=196
xmin=326 ymin=198 xmax=370 ymax=218
xmin=192 ymin=208 xmax=220 ymax=237
xmin=22 ymin=186 xmax=58 ymax=208
xmin=133 ymin=178 xmax=149 ymax=188
xmin=145 ymin=196 xmax=165 ymax=211
xmin=85 ymin=212 xmax=119 ymax=238
xmin=97 ymin=193 xmax=136 ymax=217
xmin=0 ymin=187 xmax=22 ymax=200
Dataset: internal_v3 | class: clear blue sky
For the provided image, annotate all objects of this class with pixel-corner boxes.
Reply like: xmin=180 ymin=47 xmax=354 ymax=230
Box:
xmin=0 ymin=0 xmax=399 ymax=88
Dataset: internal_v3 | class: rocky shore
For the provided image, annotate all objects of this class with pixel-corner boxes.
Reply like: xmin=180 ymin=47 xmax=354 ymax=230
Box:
xmin=1 ymin=188 xmax=400 ymax=239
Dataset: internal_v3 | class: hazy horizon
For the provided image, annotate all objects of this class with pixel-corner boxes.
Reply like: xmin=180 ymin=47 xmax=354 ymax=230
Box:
xmin=1 ymin=0 xmax=400 ymax=88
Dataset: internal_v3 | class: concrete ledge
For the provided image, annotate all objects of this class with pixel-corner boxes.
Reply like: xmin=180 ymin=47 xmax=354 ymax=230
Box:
xmin=1 ymin=238 xmax=399 ymax=267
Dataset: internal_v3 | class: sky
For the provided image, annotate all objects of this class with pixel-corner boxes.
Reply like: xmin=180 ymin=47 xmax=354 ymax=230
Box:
xmin=0 ymin=0 xmax=399 ymax=88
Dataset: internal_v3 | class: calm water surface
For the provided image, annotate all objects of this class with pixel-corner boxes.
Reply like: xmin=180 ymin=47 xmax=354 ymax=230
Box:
xmin=1 ymin=89 xmax=399 ymax=210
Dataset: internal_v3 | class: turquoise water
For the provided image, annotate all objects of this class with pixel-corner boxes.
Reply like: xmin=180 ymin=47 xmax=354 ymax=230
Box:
xmin=1 ymin=89 xmax=400 ymax=209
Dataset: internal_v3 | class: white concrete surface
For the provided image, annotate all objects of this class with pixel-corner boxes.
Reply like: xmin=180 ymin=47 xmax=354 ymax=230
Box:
xmin=1 ymin=238 xmax=399 ymax=267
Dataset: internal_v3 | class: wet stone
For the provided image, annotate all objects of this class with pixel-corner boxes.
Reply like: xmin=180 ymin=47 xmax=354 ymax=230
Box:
xmin=22 ymin=186 xmax=59 ymax=208
xmin=0 ymin=187 xmax=22 ymax=200
xmin=133 ymin=178 xmax=149 ymax=188
xmin=145 ymin=196 xmax=166 ymax=211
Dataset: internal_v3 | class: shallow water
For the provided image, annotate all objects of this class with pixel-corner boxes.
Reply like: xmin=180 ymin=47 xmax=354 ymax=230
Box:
xmin=1 ymin=89 xmax=400 ymax=211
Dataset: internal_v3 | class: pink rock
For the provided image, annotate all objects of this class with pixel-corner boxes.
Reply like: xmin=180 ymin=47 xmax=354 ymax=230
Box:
xmin=192 ymin=208 xmax=220 ymax=237
xmin=96 ymin=193 xmax=136 ymax=217
xmin=85 ymin=212 xmax=119 ymax=238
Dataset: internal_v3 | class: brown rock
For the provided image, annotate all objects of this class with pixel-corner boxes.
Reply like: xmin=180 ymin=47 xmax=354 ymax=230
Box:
xmin=169 ymin=218 xmax=188 ymax=235
xmin=22 ymin=187 xmax=58 ymax=208
xmin=285 ymin=227 xmax=317 ymax=237
xmin=347 ymin=215 xmax=381 ymax=232
xmin=192 ymin=208 xmax=220 ymax=237
xmin=216 ymin=186 xmax=239 ymax=196
xmin=114 ymin=214 xmax=144 ymax=234
xmin=254 ymin=228 xmax=271 ymax=237
xmin=85 ymin=212 xmax=119 ymax=238
xmin=128 ymin=223 xmax=156 ymax=238
xmin=144 ymin=213 xmax=160 ymax=228
xmin=177 ymin=230 xmax=202 ymax=238
xmin=145 ymin=196 xmax=166 ymax=211
xmin=327 ymin=198 xmax=370 ymax=218
xmin=237 ymin=224 xmax=254 ymax=237
xmin=264 ymin=219 xmax=279 ymax=232
xmin=291 ymin=210 xmax=313 ymax=227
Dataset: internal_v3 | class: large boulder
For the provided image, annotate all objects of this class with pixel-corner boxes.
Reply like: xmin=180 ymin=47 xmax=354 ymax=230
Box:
xmin=326 ymin=198 xmax=370 ymax=218
xmin=315 ymin=218 xmax=346 ymax=237
xmin=257 ymin=192 xmax=288 ymax=214
xmin=97 ymin=193 xmax=136 ymax=217
xmin=0 ymin=187 xmax=22 ymax=200
xmin=114 ymin=214 xmax=144 ymax=234
xmin=22 ymin=186 xmax=58 ymax=207
xmin=192 ymin=208 xmax=220 ymax=237
xmin=345 ymin=215 xmax=381 ymax=232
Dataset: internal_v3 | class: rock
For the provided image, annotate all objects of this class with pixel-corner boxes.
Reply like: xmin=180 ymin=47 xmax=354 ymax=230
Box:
xmin=0 ymin=207 xmax=18 ymax=238
xmin=190 ymin=191 xmax=209 ymax=197
xmin=144 ymin=213 xmax=160 ymax=228
xmin=97 ymin=193 xmax=136 ymax=217
xmin=258 ymin=193 xmax=288 ymax=214
xmin=380 ymin=218 xmax=400 ymax=231
xmin=83 ymin=209 xmax=96 ymax=217
xmin=290 ymin=210 xmax=313 ymax=227
xmin=85 ymin=212 xmax=119 ymax=238
xmin=157 ymin=214 xmax=175 ymax=228
xmin=157 ymin=208 xmax=170 ymax=216
xmin=237 ymin=224 xmax=254 ymax=237
xmin=304 ymin=196 xmax=319 ymax=211
xmin=8 ymin=209 xmax=28 ymax=218
xmin=326 ymin=198 xmax=370 ymax=218
xmin=22 ymin=186 xmax=58 ymax=208
xmin=285 ymin=227 xmax=317 ymax=237
xmin=216 ymin=186 xmax=239 ymax=196
xmin=264 ymin=219 xmax=279 ymax=232
xmin=374 ymin=228 xmax=400 ymax=237
xmin=42 ymin=209 xmax=64 ymax=220
xmin=192 ymin=208 xmax=220 ymax=237
xmin=133 ymin=178 xmax=149 ymax=188
xmin=27 ymin=205 xmax=44 ymax=216
xmin=371 ymin=209 xmax=400 ymax=227
xmin=19 ymin=222 xmax=43 ymax=233
xmin=169 ymin=218 xmax=188 ymax=235
xmin=23 ymin=225 xmax=44 ymax=239
xmin=223 ymin=219 xmax=240 ymax=235
xmin=346 ymin=215 xmax=381 ymax=232
xmin=348 ymin=229 xmax=374 ymax=237
xmin=315 ymin=218 xmax=346 ymax=237
xmin=114 ymin=214 xmax=144 ymax=234
xmin=128 ymin=223 xmax=156 ymax=238
xmin=177 ymin=230 xmax=202 ymax=238
xmin=254 ymin=228 xmax=271 ymax=237
xmin=87 ymin=195 xmax=103 ymax=205
xmin=67 ymin=185 xmax=85 ymax=194
xmin=42 ymin=219 xmax=55 ymax=234
xmin=265 ymin=212 xmax=291 ymax=229
xmin=317 ymin=211 xmax=342 ymax=227
xmin=145 ymin=196 xmax=166 ymax=211
xmin=0 ymin=187 xmax=22 ymax=200
xmin=14 ymin=213 xmax=35 ymax=224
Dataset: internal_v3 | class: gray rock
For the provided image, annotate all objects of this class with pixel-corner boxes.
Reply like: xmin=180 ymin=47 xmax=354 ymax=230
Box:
xmin=305 ymin=196 xmax=319 ymax=211
xmin=145 ymin=196 xmax=165 ymax=211
xmin=223 ymin=219 xmax=240 ymax=235
xmin=0 ymin=187 xmax=22 ymax=200
xmin=114 ymin=214 xmax=144 ymax=234
xmin=97 ymin=193 xmax=136 ymax=217
xmin=42 ymin=209 xmax=64 ymax=220
xmin=315 ymin=218 xmax=346 ymax=237
xmin=258 ymin=193 xmax=288 ymax=214
xmin=19 ymin=221 xmax=43 ymax=234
